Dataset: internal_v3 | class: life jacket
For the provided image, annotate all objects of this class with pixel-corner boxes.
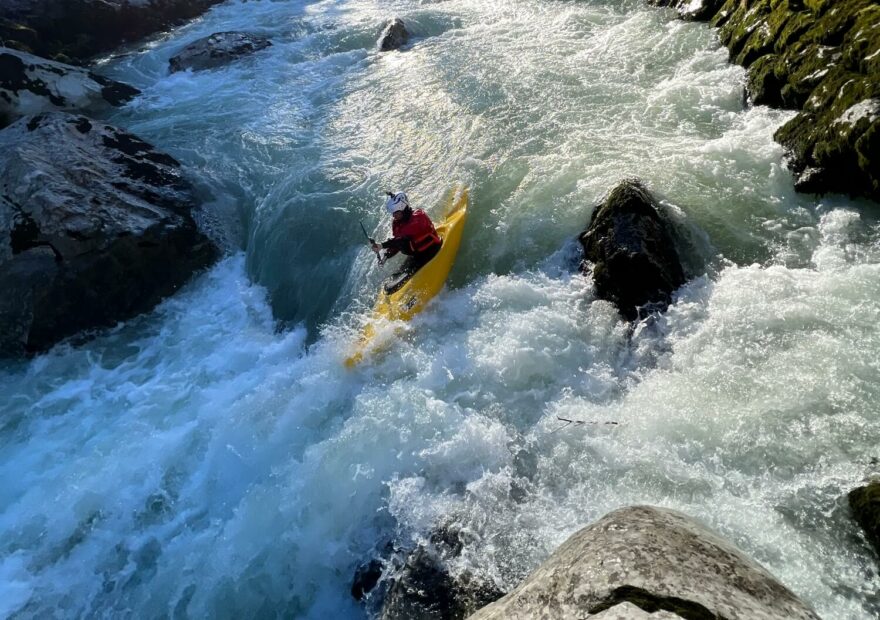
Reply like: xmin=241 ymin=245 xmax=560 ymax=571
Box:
xmin=391 ymin=209 xmax=441 ymax=255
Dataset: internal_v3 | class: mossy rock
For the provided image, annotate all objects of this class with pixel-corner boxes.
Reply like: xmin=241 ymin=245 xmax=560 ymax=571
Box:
xmin=653 ymin=0 xmax=880 ymax=200
xmin=843 ymin=4 xmax=880 ymax=73
xmin=718 ymin=0 xmax=774 ymax=58
xmin=849 ymin=482 xmax=880 ymax=557
xmin=747 ymin=54 xmax=790 ymax=106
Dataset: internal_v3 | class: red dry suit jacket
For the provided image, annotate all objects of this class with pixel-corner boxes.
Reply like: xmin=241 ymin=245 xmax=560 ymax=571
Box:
xmin=380 ymin=209 xmax=441 ymax=259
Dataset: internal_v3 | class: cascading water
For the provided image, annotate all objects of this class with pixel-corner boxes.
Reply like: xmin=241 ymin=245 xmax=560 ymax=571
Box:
xmin=2 ymin=0 xmax=879 ymax=618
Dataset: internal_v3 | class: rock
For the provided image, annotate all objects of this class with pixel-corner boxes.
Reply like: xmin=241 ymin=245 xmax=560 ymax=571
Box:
xmin=168 ymin=32 xmax=272 ymax=73
xmin=468 ymin=506 xmax=821 ymax=620
xmin=849 ymin=481 xmax=880 ymax=558
xmin=0 ymin=47 xmax=139 ymax=128
xmin=352 ymin=558 xmax=384 ymax=602
xmin=379 ymin=18 xmax=410 ymax=52
xmin=0 ymin=112 xmax=218 ymax=356
xmin=646 ymin=0 xmax=726 ymax=22
xmin=646 ymin=0 xmax=880 ymax=202
xmin=354 ymin=523 xmax=504 ymax=620
xmin=1 ymin=0 xmax=226 ymax=64
xmin=579 ymin=180 xmax=686 ymax=321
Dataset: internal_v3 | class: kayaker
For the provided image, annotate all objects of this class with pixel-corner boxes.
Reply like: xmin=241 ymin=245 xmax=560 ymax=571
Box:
xmin=372 ymin=191 xmax=442 ymax=293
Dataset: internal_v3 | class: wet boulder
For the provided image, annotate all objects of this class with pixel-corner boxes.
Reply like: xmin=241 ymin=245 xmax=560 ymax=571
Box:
xmin=579 ymin=180 xmax=686 ymax=321
xmin=379 ymin=18 xmax=410 ymax=52
xmin=0 ymin=47 xmax=138 ymax=128
xmin=469 ymin=506 xmax=821 ymax=620
xmin=0 ymin=112 xmax=218 ymax=356
xmin=849 ymin=480 xmax=880 ymax=558
xmin=169 ymin=32 xmax=272 ymax=73
xmin=352 ymin=523 xmax=504 ymax=620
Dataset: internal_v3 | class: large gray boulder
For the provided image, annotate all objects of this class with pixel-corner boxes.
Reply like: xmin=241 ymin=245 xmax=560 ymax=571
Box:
xmin=579 ymin=180 xmax=686 ymax=321
xmin=379 ymin=18 xmax=410 ymax=52
xmin=0 ymin=112 xmax=218 ymax=356
xmin=469 ymin=506 xmax=820 ymax=620
xmin=0 ymin=47 xmax=138 ymax=128
xmin=169 ymin=32 xmax=272 ymax=73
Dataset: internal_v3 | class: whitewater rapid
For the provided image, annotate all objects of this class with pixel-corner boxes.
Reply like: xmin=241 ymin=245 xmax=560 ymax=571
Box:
xmin=2 ymin=0 xmax=880 ymax=618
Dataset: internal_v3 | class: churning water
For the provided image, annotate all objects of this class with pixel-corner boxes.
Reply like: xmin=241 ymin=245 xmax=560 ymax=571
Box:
xmin=2 ymin=0 xmax=880 ymax=617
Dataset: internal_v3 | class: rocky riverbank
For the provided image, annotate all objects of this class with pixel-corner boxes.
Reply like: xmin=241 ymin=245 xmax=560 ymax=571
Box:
xmin=1 ymin=0 xmax=226 ymax=64
xmin=649 ymin=0 xmax=880 ymax=202
xmin=0 ymin=112 xmax=218 ymax=356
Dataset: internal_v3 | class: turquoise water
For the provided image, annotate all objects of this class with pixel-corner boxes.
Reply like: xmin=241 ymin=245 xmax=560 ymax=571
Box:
xmin=2 ymin=0 xmax=879 ymax=617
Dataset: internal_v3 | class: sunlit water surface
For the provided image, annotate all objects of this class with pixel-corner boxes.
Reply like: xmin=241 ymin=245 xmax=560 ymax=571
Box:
xmin=2 ymin=0 xmax=880 ymax=617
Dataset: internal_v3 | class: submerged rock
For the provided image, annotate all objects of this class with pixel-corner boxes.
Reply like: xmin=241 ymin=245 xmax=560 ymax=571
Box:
xmin=647 ymin=0 xmax=880 ymax=202
xmin=579 ymin=180 xmax=686 ymax=321
xmin=0 ymin=112 xmax=218 ymax=356
xmin=379 ymin=18 xmax=410 ymax=52
xmin=0 ymin=0 xmax=226 ymax=64
xmin=469 ymin=506 xmax=821 ymax=620
xmin=0 ymin=47 xmax=138 ymax=128
xmin=169 ymin=32 xmax=272 ymax=73
xmin=849 ymin=480 xmax=880 ymax=558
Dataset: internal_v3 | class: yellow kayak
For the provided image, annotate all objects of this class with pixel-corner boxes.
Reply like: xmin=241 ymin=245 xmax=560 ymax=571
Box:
xmin=344 ymin=187 xmax=469 ymax=367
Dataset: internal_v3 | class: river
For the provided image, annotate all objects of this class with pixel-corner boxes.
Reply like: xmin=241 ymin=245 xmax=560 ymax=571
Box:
xmin=1 ymin=0 xmax=879 ymax=617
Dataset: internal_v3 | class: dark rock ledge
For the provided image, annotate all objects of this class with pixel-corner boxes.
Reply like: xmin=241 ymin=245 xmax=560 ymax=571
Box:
xmin=0 ymin=112 xmax=218 ymax=356
xmin=1 ymin=0 xmax=227 ymax=65
xmin=648 ymin=0 xmax=880 ymax=202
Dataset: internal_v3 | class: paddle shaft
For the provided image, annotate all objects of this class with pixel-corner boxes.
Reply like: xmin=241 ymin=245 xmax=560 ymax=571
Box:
xmin=360 ymin=221 xmax=384 ymax=265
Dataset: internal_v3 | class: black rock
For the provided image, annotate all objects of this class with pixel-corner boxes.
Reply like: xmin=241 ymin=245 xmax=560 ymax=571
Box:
xmin=849 ymin=481 xmax=880 ymax=558
xmin=378 ymin=525 xmax=504 ymax=620
xmin=0 ymin=0 xmax=227 ymax=64
xmin=352 ymin=558 xmax=384 ymax=601
xmin=379 ymin=18 xmax=409 ymax=52
xmin=579 ymin=180 xmax=686 ymax=321
xmin=0 ymin=112 xmax=218 ymax=356
xmin=169 ymin=32 xmax=272 ymax=73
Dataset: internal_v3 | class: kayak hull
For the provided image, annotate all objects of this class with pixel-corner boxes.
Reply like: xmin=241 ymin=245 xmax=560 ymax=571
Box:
xmin=345 ymin=188 xmax=469 ymax=367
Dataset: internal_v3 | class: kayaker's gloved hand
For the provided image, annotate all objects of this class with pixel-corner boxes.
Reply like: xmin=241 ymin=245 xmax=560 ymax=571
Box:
xmin=371 ymin=241 xmax=380 ymax=252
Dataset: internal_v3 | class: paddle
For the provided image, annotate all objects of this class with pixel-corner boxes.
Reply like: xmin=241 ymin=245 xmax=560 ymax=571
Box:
xmin=360 ymin=221 xmax=385 ymax=265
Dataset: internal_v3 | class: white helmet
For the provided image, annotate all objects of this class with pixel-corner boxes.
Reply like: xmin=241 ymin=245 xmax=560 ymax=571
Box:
xmin=385 ymin=191 xmax=410 ymax=214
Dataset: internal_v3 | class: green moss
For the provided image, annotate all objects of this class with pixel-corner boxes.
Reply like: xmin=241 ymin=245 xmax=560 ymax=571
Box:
xmin=844 ymin=5 xmax=880 ymax=73
xmin=774 ymin=8 xmax=812 ymax=51
xmin=855 ymin=120 xmax=880 ymax=194
xmin=735 ymin=1 xmax=801 ymax=66
xmin=719 ymin=0 xmax=774 ymax=58
xmin=711 ymin=0 xmax=740 ymax=28
xmin=651 ymin=0 xmax=880 ymax=201
xmin=747 ymin=54 xmax=791 ymax=106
